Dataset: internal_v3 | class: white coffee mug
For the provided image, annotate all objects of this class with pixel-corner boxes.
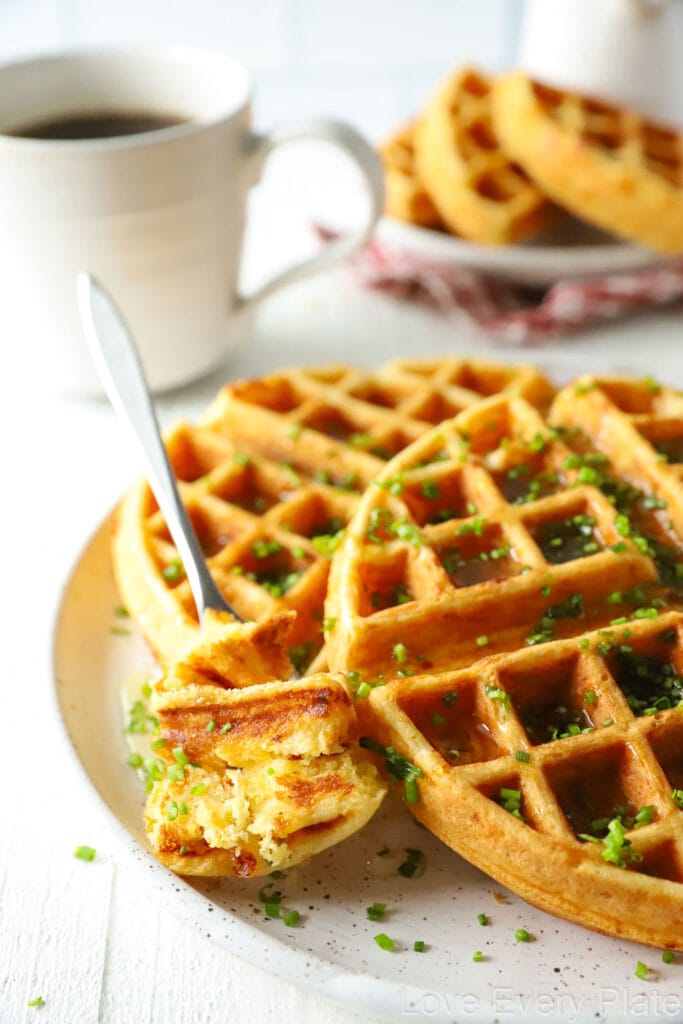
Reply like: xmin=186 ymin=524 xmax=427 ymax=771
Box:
xmin=0 ymin=47 xmax=384 ymax=394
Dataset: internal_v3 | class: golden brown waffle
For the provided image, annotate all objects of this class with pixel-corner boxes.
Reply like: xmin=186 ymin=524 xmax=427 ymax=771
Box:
xmin=325 ymin=391 xmax=681 ymax=679
xmin=325 ymin=380 xmax=683 ymax=947
xmin=114 ymin=357 xmax=554 ymax=671
xmin=492 ymin=72 xmax=683 ymax=254
xmin=143 ymin=611 xmax=385 ymax=876
xmin=413 ymin=67 xmax=554 ymax=244
xmin=380 ymin=121 xmax=444 ymax=229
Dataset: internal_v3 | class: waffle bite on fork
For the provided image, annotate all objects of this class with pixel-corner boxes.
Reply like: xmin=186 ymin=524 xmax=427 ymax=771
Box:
xmin=325 ymin=377 xmax=683 ymax=947
xmin=144 ymin=610 xmax=386 ymax=876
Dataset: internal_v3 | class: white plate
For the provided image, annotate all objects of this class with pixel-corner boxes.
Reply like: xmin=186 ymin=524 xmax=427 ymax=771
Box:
xmin=376 ymin=216 xmax=670 ymax=287
xmin=53 ymin=515 xmax=683 ymax=1023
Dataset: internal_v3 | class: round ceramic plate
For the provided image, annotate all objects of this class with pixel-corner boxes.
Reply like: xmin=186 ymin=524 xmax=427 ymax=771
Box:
xmin=53 ymin=516 xmax=683 ymax=1023
xmin=376 ymin=216 xmax=669 ymax=288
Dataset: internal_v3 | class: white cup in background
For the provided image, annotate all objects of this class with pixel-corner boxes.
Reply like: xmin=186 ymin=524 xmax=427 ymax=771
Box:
xmin=0 ymin=47 xmax=384 ymax=394
xmin=517 ymin=0 xmax=683 ymax=129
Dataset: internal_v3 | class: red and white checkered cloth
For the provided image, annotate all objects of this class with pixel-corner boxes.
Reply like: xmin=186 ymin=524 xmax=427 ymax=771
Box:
xmin=316 ymin=226 xmax=683 ymax=346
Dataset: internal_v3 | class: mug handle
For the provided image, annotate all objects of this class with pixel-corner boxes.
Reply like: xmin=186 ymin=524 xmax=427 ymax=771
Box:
xmin=234 ymin=119 xmax=384 ymax=310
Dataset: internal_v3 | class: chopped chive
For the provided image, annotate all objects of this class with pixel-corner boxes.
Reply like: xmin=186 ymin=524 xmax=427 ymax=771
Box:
xmin=515 ymin=928 xmax=531 ymax=942
xmin=161 ymin=559 xmax=184 ymax=582
xmin=421 ymin=480 xmax=440 ymax=499
xmin=472 ymin=950 xmax=484 ymax=962
xmin=404 ymin=777 xmax=420 ymax=805
xmin=477 ymin=913 xmax=489 ymax=926
xmin=233 ymin=452 xmax=251 ymax=466
xmin=485 ymin=685 xmax=510 ymax=711
xmin=150 ymin=738 xmax=166 ymax=751
xmin=356 ymin=682 xmax=371 ymax=699
xmin=165 ymin=801 xmax=179 ymax=821
xmin=179 ymin=845 xmax=187 ymax=856
xmin=413 ymin=940 xmax=426 ymax=953
xmin=127 ymin=752 xmax=143 ymax=769
xmin=393 ymin=642 xmax=409 ymax=664
xmin=515 ymin=750 xmax=531 ymax=764
xmin=287 ymin=424 xmax=302 ymax=439
xmin=441 ymin=690 xmax=458 ymax=708
xmin=27 ymin=996 xmax=45 ymax=1008
xmin=172 ymin=747 xmax=188 ymax=766
xmin=220 ymin=722 xmax=233 ymax=735
xmin=73 ymin=845 xmax=96 ymax=862
xmin=398 ymin=848 xmax=425 ymax=878
xmin=583 ymin=690 xmax=596 ymax=705
xmin=252 ymin=538 xmax=282 ymax=558
xmin=366 ymin=902 xmax=387 ymax=921
xmin=374 ymin=933 xmax=396 ymax=951
xmin=179 ymin=802 xmax=188 ymax=816
xmin=476 ymin=635 xmax=489 ymax=647
xmin=634 ymin=805 xmax=654 ymax=828
xmin=662 ymin=950 xmax=676 ymax=964
xmin=635 ymin=961 xmax=652 ymax=981
xmin=189 ymin=783 xmax=206 ymax=796
xmin=283 ymin=910 xmax=301 ymax=926
xmin=206 ymin=720 xmax=216 ymax=733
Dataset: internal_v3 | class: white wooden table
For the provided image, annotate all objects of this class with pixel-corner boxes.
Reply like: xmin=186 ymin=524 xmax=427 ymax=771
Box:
xmin=3 ymin=201 xmax=683 ymax=1023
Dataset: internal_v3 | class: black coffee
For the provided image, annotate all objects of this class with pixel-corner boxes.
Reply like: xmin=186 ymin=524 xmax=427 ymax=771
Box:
xmin=8 ymin=111 xmax=185 ymax=140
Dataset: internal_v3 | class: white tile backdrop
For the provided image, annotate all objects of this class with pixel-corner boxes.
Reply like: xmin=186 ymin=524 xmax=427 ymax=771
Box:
xmin=0 ymin=0 xmax=523 ymax=138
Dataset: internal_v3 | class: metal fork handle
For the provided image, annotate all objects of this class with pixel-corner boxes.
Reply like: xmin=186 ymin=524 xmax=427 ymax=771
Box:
xmin=77 ymin=273 xmax=240 ymax=622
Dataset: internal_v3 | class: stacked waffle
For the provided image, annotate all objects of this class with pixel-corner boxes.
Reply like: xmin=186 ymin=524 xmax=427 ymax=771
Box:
xmin=115 ymin=359 xmax=683 ymax=948
xmin=380 ymin=66 xmax=683 ymax=253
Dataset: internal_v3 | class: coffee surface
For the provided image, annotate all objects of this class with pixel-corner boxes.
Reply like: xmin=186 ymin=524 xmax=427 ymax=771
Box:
xmin=8 ymin=111 xmax=185 ymax=140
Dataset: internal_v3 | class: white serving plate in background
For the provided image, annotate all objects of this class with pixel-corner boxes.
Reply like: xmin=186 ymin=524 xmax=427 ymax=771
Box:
xmin=376 ymin=216 xmax=670 ymax=288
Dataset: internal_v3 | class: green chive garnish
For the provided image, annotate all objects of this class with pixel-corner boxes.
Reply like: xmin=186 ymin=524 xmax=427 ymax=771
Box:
xmin=413 ymin=940 xmax=426 ymax=953
xmin=27 ymin=996 xmax=45 ymax=1008
xmin=662 ymin=950 xmax=676 ymax=964
xmin=393 ymin=643 xmax=409 ymax=664
xmin=477 ymin=913 xmax=489 ymax=926
xmin=515 ymin=928 xmax=531 ymax=942
xmin=283 ymin=910 xmax=301 ymax=926
xmin=472 ymin=950 xmax=484 ymax=962
xmin=73 ymin=845 xmax=96 ymax=862
xmin=366 ymin=902 xmax=386 ymax=921
xmin=635 ymin=961 xmax=651 ymax=980
xmin=374 ymin=933 xmax=395 ymax=951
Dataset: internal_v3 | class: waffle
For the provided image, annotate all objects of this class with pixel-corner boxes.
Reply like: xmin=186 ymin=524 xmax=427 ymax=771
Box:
xmin=325 ymin=379 xmax=683 ymax=947
xmin=380 ymin=121 xmax=443 ymax=229
xmin=413 ymin=67 xmax=554 ymax=244
xmin=143 ymin=610 xmax=386 ymax=876
xmin=114 ymin=357 xmax=554 ymax=673
xmin=492 ymin=72 xmax=683 ymax=254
